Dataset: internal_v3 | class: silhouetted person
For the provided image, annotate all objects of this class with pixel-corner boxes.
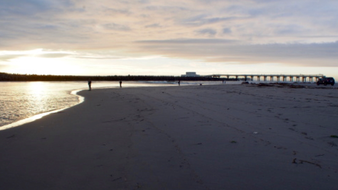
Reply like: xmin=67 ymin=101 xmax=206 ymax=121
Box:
xmin=178 ymin=81 xmax=180 ymax=86
xmin=88 ymin=80 xmax=92 ymax=91
xmin=119 ymin=81 xmax=122 ymax=88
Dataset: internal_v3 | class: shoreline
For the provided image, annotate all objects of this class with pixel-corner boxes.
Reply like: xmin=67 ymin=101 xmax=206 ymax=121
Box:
xmin=1 ymin=82 xmax=336 ymax=132
xmin=1 ymin=84 xmax=337 ymax=189
xmin=1 ymin=81 xmax=333 ymax=130
xmin=0 ymin=89 xmax=85 ymax=131
xmin=1 ymin=81 xmax=335 ymax=131
xmin=0 ymin=81 xmax=226 ymax=130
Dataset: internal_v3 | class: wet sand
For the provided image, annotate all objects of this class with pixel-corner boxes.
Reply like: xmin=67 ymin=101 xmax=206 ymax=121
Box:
xmin=0 ymin=84 xmax=338 ymax=189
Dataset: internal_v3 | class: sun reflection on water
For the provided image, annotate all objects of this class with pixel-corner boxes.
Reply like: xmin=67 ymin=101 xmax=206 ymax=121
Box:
xmin=29 ymin=81 xmax=45 ymax=92
xmin=29 ymin=82 xmax=45 ymax=96
xmin=27 ymin=82 xmax=48 ymax=111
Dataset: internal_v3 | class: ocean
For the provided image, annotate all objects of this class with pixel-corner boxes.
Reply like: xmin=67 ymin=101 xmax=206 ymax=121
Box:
xmin=0 ymin=80 xmax=229 ymax=130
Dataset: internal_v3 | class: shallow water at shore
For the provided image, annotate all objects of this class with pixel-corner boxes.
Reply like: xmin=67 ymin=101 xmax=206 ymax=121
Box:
xmin=0 ymin=82 xmax=85 ymax=127
xmin=0 ymin=81 xmax=230 ymax=128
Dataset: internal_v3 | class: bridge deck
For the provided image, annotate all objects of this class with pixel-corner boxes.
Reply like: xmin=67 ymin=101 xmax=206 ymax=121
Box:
xmin=204 ymin=74 xmax=324 ymax=82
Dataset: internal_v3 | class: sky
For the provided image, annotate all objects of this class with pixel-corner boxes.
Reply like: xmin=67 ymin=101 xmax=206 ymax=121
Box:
xmin=0 ymin=0 xmax=338 ymax=78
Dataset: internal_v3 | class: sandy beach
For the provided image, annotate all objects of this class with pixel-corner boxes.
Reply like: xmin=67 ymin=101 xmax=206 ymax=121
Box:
xmin=0 ymin=83 xmax=338 ymax=190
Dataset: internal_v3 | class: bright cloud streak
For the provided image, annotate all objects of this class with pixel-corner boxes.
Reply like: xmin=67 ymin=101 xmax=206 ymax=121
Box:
xmin=0 ymin=0 xmax=338 ymax=77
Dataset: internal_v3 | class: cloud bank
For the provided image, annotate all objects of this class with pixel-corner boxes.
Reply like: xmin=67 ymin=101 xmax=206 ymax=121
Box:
xmin=1 ymin=0 xmax=338 ymax=67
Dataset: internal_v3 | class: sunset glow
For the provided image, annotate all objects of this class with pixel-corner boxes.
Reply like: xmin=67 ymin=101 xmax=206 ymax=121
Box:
xmin=1 ymin=0 xmax=337 ymax=78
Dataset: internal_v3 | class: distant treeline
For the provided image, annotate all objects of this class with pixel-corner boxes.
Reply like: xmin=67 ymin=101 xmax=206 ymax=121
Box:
xmin=0 ymin=72 xmax=239 ymax=82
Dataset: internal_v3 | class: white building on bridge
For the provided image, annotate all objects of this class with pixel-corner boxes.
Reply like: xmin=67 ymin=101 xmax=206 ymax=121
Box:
xmin=181 ymin=72 xmax=199 ymax=77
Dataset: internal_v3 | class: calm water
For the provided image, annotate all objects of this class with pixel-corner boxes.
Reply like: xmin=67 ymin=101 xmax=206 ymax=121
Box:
xmin=0 ymin=81 xmax=227 ymax=129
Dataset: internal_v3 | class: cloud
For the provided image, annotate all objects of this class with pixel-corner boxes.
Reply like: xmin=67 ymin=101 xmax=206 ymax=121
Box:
xmin=0 ymin=0 xmax=75 ymax=17
xmin=137 ymin=39 xmax=238 ymax=44
xmin=145 ymin=23 xmax=161 ymax=28
xmin=181 ymin=15 xmax=249 ymax=27
xmin=2 ymin=0 xmax=338 ymax=47
xmin=1 ymin=0 xmax=338 ymax=68
xmin=38 ymin=53 xmax=73 ymax=58
xmin=102 ymin=23 xmax=131 ymax=31
xmin=135 ymin=39 xmax=338 ymax=67
xmin=222 ymin=28 xmax=232 ymax=34
xmin=0 ymin=49 xmax=73 ymax=61
xmin=101 ymin=7 xmax=130 ymax=16
xmin=196 ymin=28 xmax=217 ymax=36
xmin=0 ymin=54 xmax=26 ymax=62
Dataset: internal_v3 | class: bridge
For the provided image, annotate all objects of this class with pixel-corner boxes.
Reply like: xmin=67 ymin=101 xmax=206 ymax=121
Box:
xmin=205 ymin=74 xmax=325 ymax=82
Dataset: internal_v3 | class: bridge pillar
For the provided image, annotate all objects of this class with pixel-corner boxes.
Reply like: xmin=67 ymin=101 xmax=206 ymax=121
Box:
xmin=257 ymin=76 xmax=260 ymax=81
xmin=264 ymin=76 xmax=267 ymax=81
xmin=277 ymin=76 xmax=280 ymax=82
xmin=270 ymin=76 xmax=274 ymax=82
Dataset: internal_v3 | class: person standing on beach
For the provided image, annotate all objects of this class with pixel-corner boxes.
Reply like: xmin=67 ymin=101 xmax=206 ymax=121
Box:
xmin=119 ymin=81 xmax=122 ymax=88
xmin=178 ymin=80 xmax=180 ymax=86
xmin=88 ymin=80 xmax=92 ymax=91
